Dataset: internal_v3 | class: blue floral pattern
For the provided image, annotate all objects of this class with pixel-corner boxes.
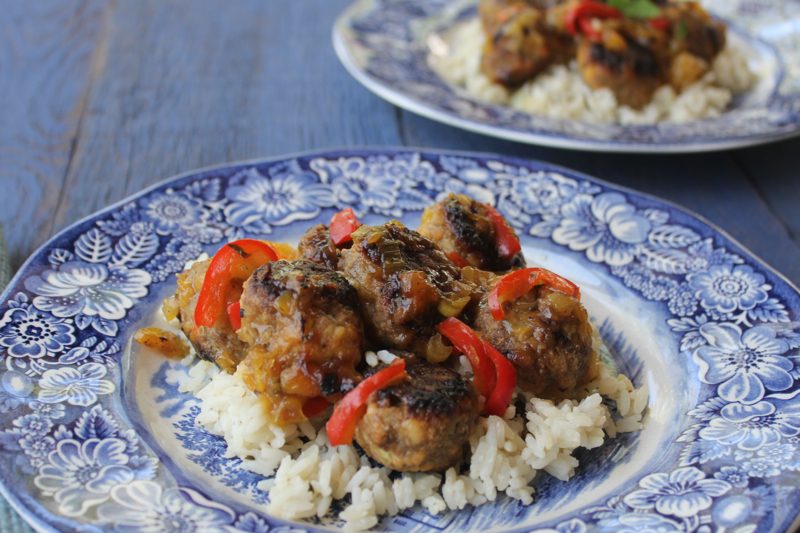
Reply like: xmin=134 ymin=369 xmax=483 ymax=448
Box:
xmin=334 ymin=0 xmax=800 ymax=150
xmin=97 ymin=481 xmax=236 ymax=533
xmin=0 ymin=148 xmax=798 ymax=533
xmin=0 ymin=302 xmax=75 ymax=359
xmin=694 ymin=323 xmax=794 ymax=404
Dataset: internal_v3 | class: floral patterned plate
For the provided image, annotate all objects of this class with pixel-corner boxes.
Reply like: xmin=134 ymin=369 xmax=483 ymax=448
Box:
xmin=333 ymin=0 xmax=800 ymax=153
xmin=1 ymin=148 xmax=799 ymax=533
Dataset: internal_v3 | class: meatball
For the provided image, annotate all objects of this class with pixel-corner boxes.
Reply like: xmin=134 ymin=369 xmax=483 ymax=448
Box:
xmin=662 ymin=2 xmax=725 ymax=63
xmin=340 ymin=222 xmax=474 ymax=360
xmin=576 ymin=34 xmax=665 ymax=109
xmin=298 ymin=223 xmax=341 ymax=270
xmin=418 ymin=194 xmax=525 ymax=272
xmin=478 ymin=0 xmax=576 ymax=86
xmin=356 ymin=356 xmax=480 ymax=472
xmin=237 ymin=260 xmax=364 ymax=424
xmin=480 ymin=5 xmax=553 ymax=86
xmin=479 ymin=0 xmax=529 ymax=36
xmin=166 ymin=258 xmax=248 ymax=373
xmin=473 ymin=283 xmax=598 ymax=398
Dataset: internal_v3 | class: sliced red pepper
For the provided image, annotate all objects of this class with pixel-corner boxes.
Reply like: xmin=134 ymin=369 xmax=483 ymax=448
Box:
xmin=484 ymin=205 xmax=521 ymax=259
xmin=227 ymin=301 xmax=242 ymax=330
xmin=448 ymin=251 xmax=470 ymax=268
xmin=194 ymin=239 xmax=278 ymax=328
xmin=647 ymin=16 xmax=670 ymax=30
xmin=327 ymin=359 xmax=407 ymax=446
xmin=566 ymin=0 xmax=622 ymax=37
xmin=329 ymin=207 xmax=362 ymax=246
xmin=302 ymin=396 xmax=332 ymax=419
xmin=481 ymin=341 xmax=517 ymax=417
xmin=488 ymin=268 xmax=581 ymax=321
xmin=436 ymin=318 xmax=497 ymax=398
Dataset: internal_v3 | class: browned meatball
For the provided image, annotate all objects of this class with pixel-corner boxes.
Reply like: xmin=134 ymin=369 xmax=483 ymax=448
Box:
xmin=418 ymin=194 xmax=525 ymax=272
xmin=480 ymin=4 xmax=554 ymax=86
xmin=576 ymin=34 xmax=665 ymax=109
xmin=237 ymin=260 xmax=364 ymax=424
xmin=340 ymin=222 xmax=474 ymax=360
xmin=663 ymin=2 xmax=725 ymax=64
xmin=356 ymin=356 xmax=480 ymax=472
xmin=479 ymin=0 xmax=529 ymax=35
xmin=572 ymin=1 xmax=725 ymax=108
xmin=298 ymin=224 xmax=341 ymax=270
xmin=473 ymin=283 xmax=598 ymax=398
xmin=165 ymin=258 xmax=248 ymax=373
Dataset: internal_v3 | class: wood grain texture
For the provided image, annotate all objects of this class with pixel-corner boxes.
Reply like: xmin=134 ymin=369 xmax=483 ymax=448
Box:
xmin=50 ymin=0 xmax=400 ymax=237
xmin=0 ymin=0 xmax=107 ymax=273
xmin=734 ymin=136 xmax=800 ymax=251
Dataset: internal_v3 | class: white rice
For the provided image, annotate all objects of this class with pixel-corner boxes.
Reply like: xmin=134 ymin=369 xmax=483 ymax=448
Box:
xmin=428 ymin=17 xmax=755 ymax=124
xmin=183 ymin=348 xmax=648 ymax=531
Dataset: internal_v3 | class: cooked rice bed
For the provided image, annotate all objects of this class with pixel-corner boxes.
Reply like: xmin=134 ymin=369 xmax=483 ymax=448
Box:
xmin=184 ymin=353 xmax=648 ymax=531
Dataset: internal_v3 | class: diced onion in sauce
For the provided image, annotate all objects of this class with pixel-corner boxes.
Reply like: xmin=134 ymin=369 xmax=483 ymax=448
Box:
xmin=426 ymin=333 xmax=452 ymax=363
xmin=162 ymin=297 xmax=180 ymax=322
xmin=274 ymin=291 xmax=294 ymax=316
xmin=437 ymin=295 xmax=470 ymax=317
xmin=134 ymin=327 xmax=189 ymax=359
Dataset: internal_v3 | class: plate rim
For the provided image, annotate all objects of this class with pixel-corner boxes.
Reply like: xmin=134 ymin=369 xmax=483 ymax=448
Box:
xmin=2 ymin=146 xmax=800 ymax=533
xmin=331 ymin=0 xmax=800 ymax=153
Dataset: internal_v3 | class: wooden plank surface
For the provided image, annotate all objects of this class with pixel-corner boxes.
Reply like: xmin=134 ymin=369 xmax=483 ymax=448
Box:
xmin=0 ymin=0 xmax=107 ymax=273
xmin=50 ymin=0 xmax=401 ymax=240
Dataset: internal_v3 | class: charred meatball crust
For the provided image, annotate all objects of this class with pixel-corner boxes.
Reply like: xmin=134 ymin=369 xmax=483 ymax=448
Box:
xmin=341 ymin=222 xmax=474 ymax=359
xmin=237 ymin=260 xmax=364 ymax=423
xmin=167 ymin=258 xmax=248 ymax=372
xmin=356 ymin=357 xmax=480 ymax=472
xmin=480 ymin=5 xmax=553 ymax=86
xmin=576 ymin=35 xmax=665 ymax=109
xmin=298 ymin=223 xmax=341 ymax=270
xmin=473 ymin=284 xmax=598 ymax=398
xmin=418 ymin=193 xmax=525 ymax=271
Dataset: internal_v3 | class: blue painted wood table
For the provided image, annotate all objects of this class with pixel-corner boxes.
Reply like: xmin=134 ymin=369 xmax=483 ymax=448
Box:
xmin=1 ymin=1 xmax=799 ymax=532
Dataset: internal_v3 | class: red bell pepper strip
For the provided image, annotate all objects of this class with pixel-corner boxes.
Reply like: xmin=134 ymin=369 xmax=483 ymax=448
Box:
xmin=448 ymin=251 xmax=470 ymax=268
xmin=648 ymin=16 xmax=670 ymax=30
xmin=327 ymin=359 xmax=407 ymax=446
xmin=484 ymin=205 xmax=521 ymax=259
xmin=481 ymin=340 xmax=517 ymax=417
xmin=227 ymin=301 xmax=242 ymax=330
xmin=329 ymin=207 xmax=362 ymax=246
xmin=436 ymin=318 xmax=497 ymax=398
xmin=565 ymin=1 xmax=622 ymax=37
xmin=194 ymin=240 xmax=278 ymax=328
xmin=488 ymin=268 xmax=581 ymax=321
xmin=302 ymin=396 xmax=332 ymax=419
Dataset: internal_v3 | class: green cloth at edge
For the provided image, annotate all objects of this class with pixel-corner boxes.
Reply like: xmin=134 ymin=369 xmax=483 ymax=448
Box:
xmin=0 ymin=221 xmax=35 ymax=533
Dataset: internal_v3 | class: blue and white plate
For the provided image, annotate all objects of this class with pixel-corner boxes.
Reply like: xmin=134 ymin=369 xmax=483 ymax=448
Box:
xmin=1 ymin=148 xmax=799 ymax=533
xmin=333 ymin=0 xmax=800 ymax=153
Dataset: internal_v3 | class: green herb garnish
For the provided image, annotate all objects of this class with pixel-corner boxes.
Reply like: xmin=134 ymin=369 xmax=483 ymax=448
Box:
xmin=606 ymin=0 xmax=662 ymax=19
xmin=676 ymin=20 xmax=688 ymax=39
